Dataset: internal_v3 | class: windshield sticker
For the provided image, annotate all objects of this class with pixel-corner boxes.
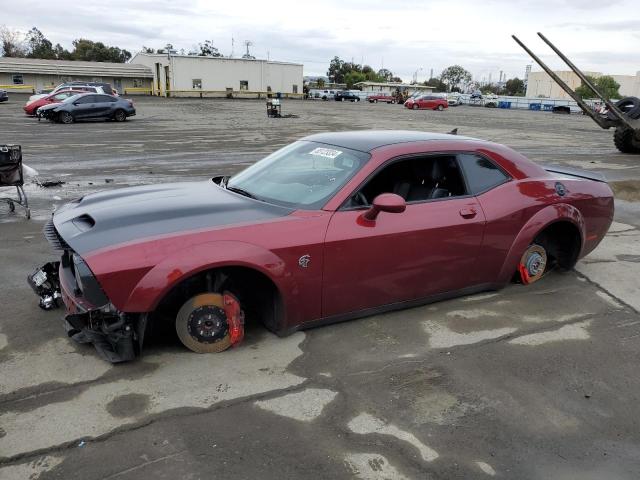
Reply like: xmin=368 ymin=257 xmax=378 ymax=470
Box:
xmin=309 ymin=147 xmax=342 ymax=159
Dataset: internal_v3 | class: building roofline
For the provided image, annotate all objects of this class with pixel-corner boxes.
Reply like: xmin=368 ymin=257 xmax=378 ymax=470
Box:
xmin=131 ymin=52 xmax=303 ymax=67
xmin=0 ymin=57 xmax=153 ymax=77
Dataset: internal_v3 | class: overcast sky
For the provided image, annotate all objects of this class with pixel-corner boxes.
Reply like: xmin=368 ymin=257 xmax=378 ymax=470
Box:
xmin=3 ymin=0 xmax=639 ymax=81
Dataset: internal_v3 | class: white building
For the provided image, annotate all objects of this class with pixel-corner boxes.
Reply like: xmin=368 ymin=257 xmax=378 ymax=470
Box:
xmin=130 ymin=53 xmax=304 ymax=97
xmin=526 ymin=70 xmax=640 ymax=99
xmin=0 ymin=57 xmax=153 ymax=93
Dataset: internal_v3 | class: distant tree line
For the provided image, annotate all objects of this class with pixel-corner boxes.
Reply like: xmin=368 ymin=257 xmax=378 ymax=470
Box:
xmin=328 ymin=58 xmax=528 ymax=96
xmin=0 ymin=26 xmax=131 ymax=62
xmin=326 ymin=57 xmax=403 ymax=88
xmin=575 ymin=75 xmax=620 ymax=100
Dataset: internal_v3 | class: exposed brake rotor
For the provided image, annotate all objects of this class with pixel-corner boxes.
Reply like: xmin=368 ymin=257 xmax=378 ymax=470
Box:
xmin=176 ymin=292 xmax=244 ymax=354
xmin=519 ymin=244 xmax=547 ymax=285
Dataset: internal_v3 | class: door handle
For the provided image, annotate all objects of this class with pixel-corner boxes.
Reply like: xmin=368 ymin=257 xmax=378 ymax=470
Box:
xmin=459 ymin=208 xmax=477 ymax=219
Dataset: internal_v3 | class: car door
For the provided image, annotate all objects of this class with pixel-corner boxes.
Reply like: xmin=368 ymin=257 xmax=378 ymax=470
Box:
xmin=92 ymin=95 xmax=116 ymax=118
xmin=321 ymin=154 xmax=486 ymax=318
xmin=424 ymin=96 xmax=435 ymax=109
xmin=71 ymin=95 xmax=97 ymax=119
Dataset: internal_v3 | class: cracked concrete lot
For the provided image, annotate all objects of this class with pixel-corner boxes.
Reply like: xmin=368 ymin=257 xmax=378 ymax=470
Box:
xmin=1 ymin=95 xmax=640 ymax=479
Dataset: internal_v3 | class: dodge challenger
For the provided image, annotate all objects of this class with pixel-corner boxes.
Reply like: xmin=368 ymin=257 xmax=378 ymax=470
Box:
xmin=29 ymin=131 xmax=614 ymax=362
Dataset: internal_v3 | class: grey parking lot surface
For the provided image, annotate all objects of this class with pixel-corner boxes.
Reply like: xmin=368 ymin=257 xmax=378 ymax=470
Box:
xmin=1 ymin=95 xmax=640 ymax=479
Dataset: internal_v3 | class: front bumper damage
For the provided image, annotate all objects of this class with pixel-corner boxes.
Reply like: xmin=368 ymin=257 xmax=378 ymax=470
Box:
xmin=28 ymin=260 xmax=145 ymax=363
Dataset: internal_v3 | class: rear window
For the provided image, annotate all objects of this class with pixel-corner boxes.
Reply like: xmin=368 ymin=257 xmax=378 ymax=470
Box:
xmin=458 ymin=153 xmax=509 ymax=194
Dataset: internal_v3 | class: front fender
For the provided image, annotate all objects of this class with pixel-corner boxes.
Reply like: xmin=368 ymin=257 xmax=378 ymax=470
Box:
xmin=122 ymin=240 xmax=289 ymax=312
xmin=497 ymin=203 xmax=585 ymax=284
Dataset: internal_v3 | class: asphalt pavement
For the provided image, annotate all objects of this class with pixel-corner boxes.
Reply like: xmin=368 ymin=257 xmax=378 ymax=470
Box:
xmin=1 ymin=95 xmax=639 ymax=479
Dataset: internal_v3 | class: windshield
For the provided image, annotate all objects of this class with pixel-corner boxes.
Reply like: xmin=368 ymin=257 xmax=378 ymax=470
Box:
xmin=227 ymin=141 xmax=369 ymax=209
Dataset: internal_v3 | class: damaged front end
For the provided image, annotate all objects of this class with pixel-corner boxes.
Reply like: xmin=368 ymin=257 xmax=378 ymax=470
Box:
xmin=28 ymin=221 xmax=144 ymax=363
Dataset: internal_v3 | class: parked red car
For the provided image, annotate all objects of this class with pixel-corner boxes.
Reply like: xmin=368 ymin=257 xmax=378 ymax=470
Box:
xmin=23 ymin=90 xmax=85 ymax=116
xmin=368 ymin=94 xmax=396 ymax=104
xmin=30 ymin=131 xmax=613 ymax=362
xmin=405 ymin=95 xmax=448 ymax=110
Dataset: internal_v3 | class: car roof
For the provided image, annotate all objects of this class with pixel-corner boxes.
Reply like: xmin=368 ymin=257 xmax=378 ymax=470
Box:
xmin=302 ymin=130 xmax=481 ymax=153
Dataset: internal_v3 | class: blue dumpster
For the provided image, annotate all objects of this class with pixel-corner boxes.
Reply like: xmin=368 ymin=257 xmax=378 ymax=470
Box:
xmin=542 ymin=104 xmax=554 ymax=111
xmin=529 ymin=103 xmax=541 ymax=111
xmin=498 ymin=101 xmax=511 ymax=109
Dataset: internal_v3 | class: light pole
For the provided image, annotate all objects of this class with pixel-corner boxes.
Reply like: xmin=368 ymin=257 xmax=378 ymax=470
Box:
xmin=412 ymin=67 xmax=423 ymax=84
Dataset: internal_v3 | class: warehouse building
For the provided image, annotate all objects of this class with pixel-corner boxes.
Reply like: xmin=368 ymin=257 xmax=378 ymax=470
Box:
xmin=130 ymin=53 xmax=304 ymax=97
xmin=526 ymin=70 xmax=640 ymax=99
xmin=0 ymin=57 xmax=153 ymax=93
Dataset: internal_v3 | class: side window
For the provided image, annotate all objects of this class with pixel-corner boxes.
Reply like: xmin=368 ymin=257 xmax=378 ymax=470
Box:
xmin=76 ymin=95 xmax=95 ymax=104
xmin=345 ymin=155 xmax=467 ymax=208
xmin=458 ymin=153 xmax=509 ymax=194
xmin=96 ymin=95 xmax=116 ymax=103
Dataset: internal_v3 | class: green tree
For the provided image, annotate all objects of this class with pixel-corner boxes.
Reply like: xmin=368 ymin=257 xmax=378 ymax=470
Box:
xmin=377 ymin=68 xmax=393 ymax=82
xmin=71 ymin=38 xmax=131 ymax=62
xmin=327 ymin=56 xmax=346 ymax=83
xmin=440 ymin=65 xmax=472 ymax=92
xmin=317 ymin=78 xmax=325 ymax=88
xmin=575 ymin=75 xmax=620 ymax=100
xmin=0 ymin=25 xmax=26 ymax=57
xmin=198 ymin=40 xmax=222 ymax=57
xmin=25 ymin=27 xmax=56 ymax=59
xmin=344 ymin=71 xmax=366 ymax=89
xmin=53 ymin=43 xmax=72 ymax=60
xmin=503 ymin=77 xmax=525 ymax=96
xmin=424 ymin=77 xmax=446 ymax=91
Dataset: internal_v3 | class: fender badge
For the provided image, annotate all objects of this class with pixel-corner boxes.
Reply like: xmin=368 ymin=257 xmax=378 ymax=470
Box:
xmin=298 ymin=254 xmax=311 ymax=268
xmin=555 ymin=182 xmax=567 ymax=196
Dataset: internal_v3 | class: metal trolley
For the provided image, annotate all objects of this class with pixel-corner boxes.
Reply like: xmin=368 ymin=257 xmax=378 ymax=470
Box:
xmin=0 ymin=145 xmax=30 ymax=219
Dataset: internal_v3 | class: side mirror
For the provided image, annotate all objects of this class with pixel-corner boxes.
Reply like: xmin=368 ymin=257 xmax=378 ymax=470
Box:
xmin=362 ymin=193 xmax=406 ymax=221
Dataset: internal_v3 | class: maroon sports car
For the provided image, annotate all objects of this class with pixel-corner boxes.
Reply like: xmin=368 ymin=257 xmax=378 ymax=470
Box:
xmin=29 ymin=131 xmax=614 ymax=362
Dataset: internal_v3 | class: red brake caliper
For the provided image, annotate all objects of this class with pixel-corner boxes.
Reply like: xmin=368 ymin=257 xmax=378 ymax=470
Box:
xmin=223 ymin=292 xmax=244 ymax=346
xmin=518 ymin=263 xmax=531 ymax=285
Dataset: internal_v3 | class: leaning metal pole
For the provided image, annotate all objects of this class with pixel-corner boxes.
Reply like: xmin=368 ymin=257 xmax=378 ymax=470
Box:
xmin=535 ymin=32 xmax=636 ymax=129
xmin=511 ymin=34 xmax=610 ymax=128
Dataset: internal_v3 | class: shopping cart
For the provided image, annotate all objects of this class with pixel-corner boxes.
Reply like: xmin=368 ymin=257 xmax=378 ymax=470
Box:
xmin=0 ymin=145 xmax=30 ymax=219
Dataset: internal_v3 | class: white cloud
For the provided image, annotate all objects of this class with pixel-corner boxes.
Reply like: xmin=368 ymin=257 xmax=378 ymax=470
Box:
xmin=3 ymin=0 xmax=639 ymax=81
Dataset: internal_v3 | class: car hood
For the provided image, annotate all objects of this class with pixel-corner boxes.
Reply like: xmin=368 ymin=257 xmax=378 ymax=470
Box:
xmin=52 ymin=180 xmax=293 ymax=254
xmin=38 ymin=102 xmax=62 ymax=111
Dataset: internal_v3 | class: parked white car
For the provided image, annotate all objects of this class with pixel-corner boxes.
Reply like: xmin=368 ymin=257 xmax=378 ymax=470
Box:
xmin=29 ymin=83 xmax=111 ymax=102
xmin=447 ymin=94 xmax=462 ymax=106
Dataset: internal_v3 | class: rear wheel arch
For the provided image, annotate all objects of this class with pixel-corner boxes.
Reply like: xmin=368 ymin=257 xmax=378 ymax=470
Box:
xmin=531 ymin=220 xmax=582 ymax=271
xmin=497 ymin=204 xmax=585 ymax=283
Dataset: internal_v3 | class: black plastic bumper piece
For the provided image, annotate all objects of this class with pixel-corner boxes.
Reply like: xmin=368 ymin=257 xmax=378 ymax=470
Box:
xmin=65 ymin=312 xmax=137 ymax=363
xmin=27 ymin=262 xmax=62 ymax=310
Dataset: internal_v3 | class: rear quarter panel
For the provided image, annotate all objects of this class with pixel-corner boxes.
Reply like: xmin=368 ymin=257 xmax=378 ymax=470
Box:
xmin=476 ymin=176 xmax=613 ymax=284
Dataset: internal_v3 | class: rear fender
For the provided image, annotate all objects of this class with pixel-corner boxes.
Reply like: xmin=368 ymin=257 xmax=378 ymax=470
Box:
xmin=497 ymin=203 xmax=585 ymax=284
xmin=122 ymin=240 xmax=289 ymax=313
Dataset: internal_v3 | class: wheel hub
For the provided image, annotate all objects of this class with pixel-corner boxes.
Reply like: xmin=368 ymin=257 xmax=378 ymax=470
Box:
xmin=525 ymin=252 xmax=545 ymax=276
xmin=187 ymin=305 xmax=228 ymax=343
xmin=519 ymin=244 xmax=547 ymax=284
